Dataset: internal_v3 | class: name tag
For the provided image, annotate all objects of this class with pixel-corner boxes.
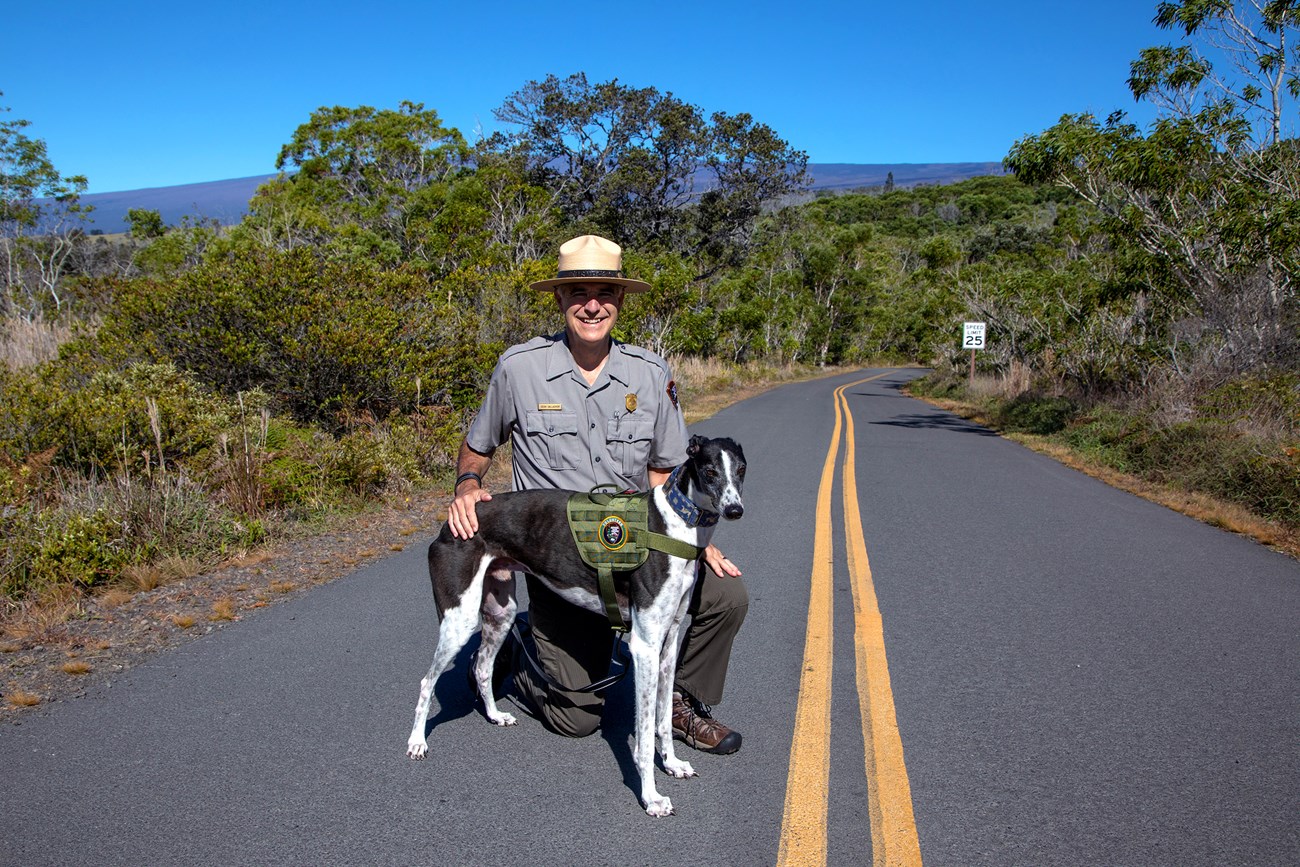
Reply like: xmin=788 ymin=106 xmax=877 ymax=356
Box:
xmin=537 ymin=403 xmax=563 ymax=411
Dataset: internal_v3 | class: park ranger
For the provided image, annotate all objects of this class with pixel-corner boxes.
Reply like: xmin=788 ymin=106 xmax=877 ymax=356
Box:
xmin=447 ymin=234 xmax=748 ymax=754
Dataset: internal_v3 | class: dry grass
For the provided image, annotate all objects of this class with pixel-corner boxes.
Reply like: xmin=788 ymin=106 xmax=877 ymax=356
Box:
xmin=59 ymin=660 xmax=92 ymax=675
xmin=1 ymin=315 xmax=75 ymax=369
xmin=118 ymin=564 xmax=169 ymax=592
xmin=96 ymin=588 xmax=135 ymax=609
xmin=208 ymin=598 xmax=237 ymax=622
xmin=1 ymin=588 xmax=82 ymax=645
xmin=6 ymin=688 xmax=41 ymax=708
xmin=227 ymin=550 xmax=273 ymax=569
xmin=170 ymin=614 xmax=197 ymax=629
xmin=268 ymin=580 xmax=296 ymax=594
xmin=119 ymin=555 xmax=204 ymax=592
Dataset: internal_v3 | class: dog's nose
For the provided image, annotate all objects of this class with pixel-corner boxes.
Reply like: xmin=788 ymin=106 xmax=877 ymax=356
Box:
xmin=723 ymin=504 xmax=744 ymax=520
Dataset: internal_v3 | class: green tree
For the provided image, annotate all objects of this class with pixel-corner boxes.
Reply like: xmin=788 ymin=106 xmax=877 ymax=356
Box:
xmin=0 ymin=94 xmax=91 ymax=318
xmin=244 ymin=101 xmax=473 ymax=267
xmin=1129 ymin=0 xmax=1300 ymax=147
xmin=692 ymin=110 xmax=810 ymax=273
xmin=1006 ymin=0 xmax=1299 ymax=379
xmin=490 ymin=74 xmax=808 ymax=271
xmin=126 ymin=208 xmax=165 ymax=240
xmin=490 ymin=74 xmax=709 ymax=245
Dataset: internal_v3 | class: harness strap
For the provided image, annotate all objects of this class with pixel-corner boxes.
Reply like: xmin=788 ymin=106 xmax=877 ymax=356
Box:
xmin=597 ymin=532 xmax=703 ymax=633
xmin=639 ymin=530 xmax=705 ymax=562
xmin=596 ymin=564 xmax=628 ymax=632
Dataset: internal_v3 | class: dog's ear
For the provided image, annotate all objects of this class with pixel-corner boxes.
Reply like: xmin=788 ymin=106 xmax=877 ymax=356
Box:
xmin=687 ymin=435 xmax=706 ymax=456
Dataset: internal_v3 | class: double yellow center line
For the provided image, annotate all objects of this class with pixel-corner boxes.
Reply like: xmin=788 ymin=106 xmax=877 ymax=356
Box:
xmin=777 ymin=372 xmax=922 ymax=866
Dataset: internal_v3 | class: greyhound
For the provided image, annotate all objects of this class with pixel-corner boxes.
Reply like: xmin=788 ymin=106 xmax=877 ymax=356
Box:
xmin=405 ymin=435 xmax=746 ymax=816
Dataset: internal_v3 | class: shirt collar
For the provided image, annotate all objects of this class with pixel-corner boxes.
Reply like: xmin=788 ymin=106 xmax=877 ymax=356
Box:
xmin=545 ymin=333 xmax=630 ymax=386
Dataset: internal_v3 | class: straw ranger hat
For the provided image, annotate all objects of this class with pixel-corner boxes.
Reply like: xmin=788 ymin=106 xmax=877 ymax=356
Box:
xmin=530 ymin=235 xmax=651 ymax=293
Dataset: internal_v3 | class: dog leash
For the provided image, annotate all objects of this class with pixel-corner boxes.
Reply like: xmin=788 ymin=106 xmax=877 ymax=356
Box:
xmin=509 ymin=620 xmax=631 ymax=695
xmin=508 ymin=531 xmax=704 ymax=697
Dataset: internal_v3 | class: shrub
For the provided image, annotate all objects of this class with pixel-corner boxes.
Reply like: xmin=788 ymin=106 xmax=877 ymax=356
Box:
xmin=1062 ymin=409 xmax=1300 ymax=526
xmin=97 ymin=248 xmax=477 ymax=430
xmin=0 ymin=470 xmax=264 ymax=601
xmin=3 ymin=361 xmax=231 ymax=475
xmin=997 ymin=393 xmax=1078 ymax=435
xmin=1 ymin=507 xmax=127 ymax=597
xmin=1198 ymin=373 xmax=1300 ymax=439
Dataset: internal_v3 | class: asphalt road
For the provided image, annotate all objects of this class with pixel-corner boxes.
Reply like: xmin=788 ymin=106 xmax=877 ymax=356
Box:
xmin=2 ymin=368 xmax=1297 ymax=865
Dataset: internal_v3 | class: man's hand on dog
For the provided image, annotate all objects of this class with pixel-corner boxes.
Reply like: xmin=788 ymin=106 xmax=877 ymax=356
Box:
xmin=449 ymin=486 xmax=491 ymax=539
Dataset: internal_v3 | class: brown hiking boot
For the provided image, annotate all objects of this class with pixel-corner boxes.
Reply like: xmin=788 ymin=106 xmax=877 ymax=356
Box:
xmin=672 ymin=690 xmax=742 ymax=755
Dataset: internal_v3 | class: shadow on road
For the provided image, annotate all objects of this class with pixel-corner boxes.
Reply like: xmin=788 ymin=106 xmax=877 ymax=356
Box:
xmin=871 ymin=412 xmax=998 ymax=436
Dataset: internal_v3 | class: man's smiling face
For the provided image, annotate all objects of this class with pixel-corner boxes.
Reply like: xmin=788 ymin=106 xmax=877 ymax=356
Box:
xmin=556 ymin=282 xmax=625 ymax=351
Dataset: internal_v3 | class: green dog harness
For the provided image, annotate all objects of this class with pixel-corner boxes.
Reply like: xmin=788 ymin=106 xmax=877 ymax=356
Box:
xmin=567 ymin=487 xmax=705 ymax=632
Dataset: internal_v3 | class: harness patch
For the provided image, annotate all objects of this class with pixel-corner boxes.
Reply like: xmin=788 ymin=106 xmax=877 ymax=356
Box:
xmin=599 ymin=515 xmax=629 ymax=550
xmin=569 ymin=491 xmax=650 ymax=573
xmin=566 ymin=488 xmax=707 ymax=633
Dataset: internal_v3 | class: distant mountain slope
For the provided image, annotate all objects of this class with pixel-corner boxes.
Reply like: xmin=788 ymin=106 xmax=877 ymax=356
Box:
xmin=79 ymin=175 xmax=275 ymax=235
xmin=75 ymin=162 xmax=1005 ymax=235
xmin=805 ymin=162 xmax=1004 ymax=190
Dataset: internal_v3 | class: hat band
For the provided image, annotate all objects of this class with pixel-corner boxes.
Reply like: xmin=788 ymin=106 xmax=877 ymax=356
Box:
xmin=557 ymin=269 xmax=623 ymax=279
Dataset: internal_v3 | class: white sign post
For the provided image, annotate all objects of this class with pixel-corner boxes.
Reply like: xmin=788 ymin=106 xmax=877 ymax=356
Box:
xmin=962 ymin=322 xmax=986 ymax=386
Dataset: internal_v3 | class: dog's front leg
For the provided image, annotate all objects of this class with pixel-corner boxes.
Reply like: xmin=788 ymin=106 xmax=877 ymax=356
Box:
xmin=655 ymin=580 xmax=697 ymax=781
xmin=629 ymin=628 xmax=675 ymax=816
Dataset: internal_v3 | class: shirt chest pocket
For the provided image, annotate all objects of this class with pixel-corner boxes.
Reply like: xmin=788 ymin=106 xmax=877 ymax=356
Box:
xmin=606 ymin=415 xmax=654 ymax=476
xmin=525 ymin=411 xmax=580 ymax=470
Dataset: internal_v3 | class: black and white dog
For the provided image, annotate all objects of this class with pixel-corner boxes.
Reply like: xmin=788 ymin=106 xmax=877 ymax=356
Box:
xmin=406 ymin=435 xmax=746 ymax=816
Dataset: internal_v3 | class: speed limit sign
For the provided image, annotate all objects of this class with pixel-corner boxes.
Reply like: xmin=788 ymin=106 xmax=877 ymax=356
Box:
xmin=962 ymin=322 xmax=986 ymax=386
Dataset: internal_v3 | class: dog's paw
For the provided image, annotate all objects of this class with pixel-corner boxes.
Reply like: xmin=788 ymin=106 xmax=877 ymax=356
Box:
xmin=643 ymin=794 xmax=675 ymax=817
xmin=406 ymin=741 xmax=429 ymax=760
xmin=486 ymin=710 xmax=517 ymax=727
xmin=663 ymin=757 xmax=696 ymax=779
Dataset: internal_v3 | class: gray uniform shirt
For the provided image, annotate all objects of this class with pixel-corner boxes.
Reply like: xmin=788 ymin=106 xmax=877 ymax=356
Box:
xmin=466 ymin=334 xmax=689 ymax=493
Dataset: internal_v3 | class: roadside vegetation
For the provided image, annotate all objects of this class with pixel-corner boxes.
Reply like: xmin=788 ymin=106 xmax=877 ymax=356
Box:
xmin=2 ymin=1 xmax=1298 ymax=641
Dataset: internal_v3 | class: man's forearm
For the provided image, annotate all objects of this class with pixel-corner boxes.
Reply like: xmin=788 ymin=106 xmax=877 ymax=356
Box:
xmin=455 ymin=441 xmax=495 ymax=494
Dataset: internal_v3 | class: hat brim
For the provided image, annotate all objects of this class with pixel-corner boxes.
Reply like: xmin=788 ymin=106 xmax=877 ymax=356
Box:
xmin=530 ymin=276 xmax=651 ymax=293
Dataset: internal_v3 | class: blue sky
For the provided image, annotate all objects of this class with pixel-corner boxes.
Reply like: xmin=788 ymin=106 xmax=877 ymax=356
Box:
xmin=5 ymin=1 xmax=1167 ymax=194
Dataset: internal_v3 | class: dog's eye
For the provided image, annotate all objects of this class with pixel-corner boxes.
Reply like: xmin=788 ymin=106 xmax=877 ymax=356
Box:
xmin=738 ymin=467 xmax=746 ymax=478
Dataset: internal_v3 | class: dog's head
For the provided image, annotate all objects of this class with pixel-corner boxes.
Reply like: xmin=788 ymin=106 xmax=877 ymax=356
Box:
xmin=686 ymin=435 xmax=746 ymax=521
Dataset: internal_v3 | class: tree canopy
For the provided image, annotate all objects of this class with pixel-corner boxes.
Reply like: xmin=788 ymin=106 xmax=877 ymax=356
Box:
xmin=487 ymin=73 xmax=809 ymax=271
xmin=1006 ymin=0 xmax=1299 ymax=378
xmin=1 ymin=93 xmax=91 ymax=318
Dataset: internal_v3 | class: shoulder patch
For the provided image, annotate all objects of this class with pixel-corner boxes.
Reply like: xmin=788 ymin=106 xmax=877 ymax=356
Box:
xmin=666 ymin=379 xmax=679 ymax=409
